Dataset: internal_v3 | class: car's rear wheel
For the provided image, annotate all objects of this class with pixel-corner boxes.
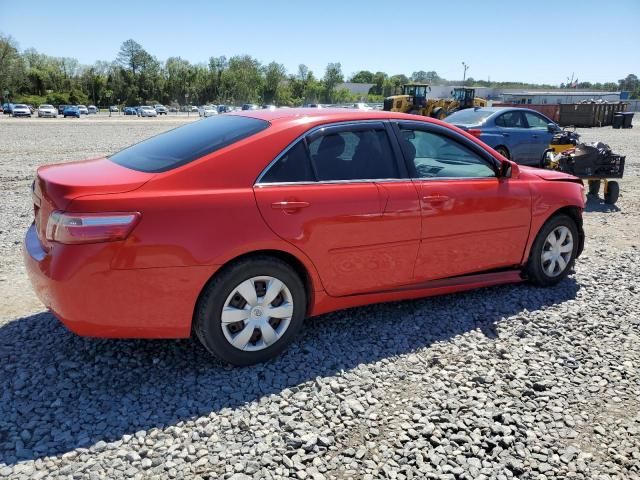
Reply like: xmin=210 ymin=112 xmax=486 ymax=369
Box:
xmin=495 ymin=146 xmax=510 ymax=159
xmin=194 ymin=256 xmax=306 ymax=366
xmin=526 ymin=214 xmax=578 ymax=286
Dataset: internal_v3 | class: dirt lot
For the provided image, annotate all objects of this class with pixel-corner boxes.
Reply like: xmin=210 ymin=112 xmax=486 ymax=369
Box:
xmin=0 ymin=115 xmax=638 ymax=479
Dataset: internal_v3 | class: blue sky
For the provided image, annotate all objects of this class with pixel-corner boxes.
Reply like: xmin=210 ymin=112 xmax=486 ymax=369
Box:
xmin=1 ymin=0 xmax=639 ymax=84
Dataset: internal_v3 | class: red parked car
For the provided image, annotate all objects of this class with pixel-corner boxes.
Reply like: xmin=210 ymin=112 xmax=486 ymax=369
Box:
xmin=24 ymin=109 xmax=585 ymax=365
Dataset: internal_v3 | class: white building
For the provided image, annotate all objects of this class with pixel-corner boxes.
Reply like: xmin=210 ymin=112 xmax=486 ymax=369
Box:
xmin=500 ymin=90 xmax=621 ymax=105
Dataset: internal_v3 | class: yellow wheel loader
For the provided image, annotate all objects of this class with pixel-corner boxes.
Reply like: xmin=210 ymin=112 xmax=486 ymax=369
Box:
xmin=383 ymin=84 xmax=487 ymax=119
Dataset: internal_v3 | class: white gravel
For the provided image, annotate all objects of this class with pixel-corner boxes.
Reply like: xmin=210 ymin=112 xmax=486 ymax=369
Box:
xmin=0 ymin=114 xmax=639 ymax=479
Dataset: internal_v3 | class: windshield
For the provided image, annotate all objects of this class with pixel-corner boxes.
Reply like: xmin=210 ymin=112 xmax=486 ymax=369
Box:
xmin=40 ymin=105 xmax=54 ymax=109
xmin=109 ymin=115 xmax=269 ymax=173
xmin=15 ymin=104 xmax=27 ymax=108
xmin=445 ymin=109 xmax=494 ymax=126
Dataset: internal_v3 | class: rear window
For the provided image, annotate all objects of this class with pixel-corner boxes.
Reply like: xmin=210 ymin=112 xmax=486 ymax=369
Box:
xmin=109 ymin=115 xmax=269 ymax=173
xmin=445 ymin=109 xmax=494 ymax=126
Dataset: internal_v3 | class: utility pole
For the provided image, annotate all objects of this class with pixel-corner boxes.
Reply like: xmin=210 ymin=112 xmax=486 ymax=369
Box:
xmin=462 ymin=62 xmax=469 ymax=83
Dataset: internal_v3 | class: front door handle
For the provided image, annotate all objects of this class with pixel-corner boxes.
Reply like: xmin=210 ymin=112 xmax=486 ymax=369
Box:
xmin=271 ymin=201 xmax=310 ymax=211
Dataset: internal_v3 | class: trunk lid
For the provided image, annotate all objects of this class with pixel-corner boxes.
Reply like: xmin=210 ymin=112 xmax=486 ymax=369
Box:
xmin=32 ymin=158 xmax=154 ymax=249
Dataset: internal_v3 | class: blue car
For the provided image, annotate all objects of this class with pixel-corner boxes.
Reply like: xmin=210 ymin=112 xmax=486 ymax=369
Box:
xmin=63 ymin=105 xmax=81 ymax=118
xmin=123 ymin=107 xmax=137 ymax=115
xmin=445 ymin=107 xmax=561 ymax=166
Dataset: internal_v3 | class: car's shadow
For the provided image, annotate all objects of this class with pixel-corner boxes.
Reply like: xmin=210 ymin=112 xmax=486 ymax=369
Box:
xmin=0 ymin=278 xmax=579 ymax=465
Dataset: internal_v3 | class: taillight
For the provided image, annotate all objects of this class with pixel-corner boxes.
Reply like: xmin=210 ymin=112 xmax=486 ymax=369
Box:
xmin=45 ymin=211 xmax=140 ymax=244
xmin=467 ymin=128 xmax=483 ymax=138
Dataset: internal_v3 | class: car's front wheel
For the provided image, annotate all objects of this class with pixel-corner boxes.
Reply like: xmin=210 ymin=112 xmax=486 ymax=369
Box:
xmin=526 ymin=214 xmax=579 ymax=286
xmin=194 ymin=256 xmax=306 ymax=365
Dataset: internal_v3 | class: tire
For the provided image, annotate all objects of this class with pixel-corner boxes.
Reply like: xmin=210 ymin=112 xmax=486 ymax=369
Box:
xmin=431 ymin=107 xmax=446 ymax=120
xmin=495 ymin=146 xmax=510 ymax=159
xmin=604 ymin=181 xmax=619 ymax=205
xmin=588 ymin=180 xmax=600 ymax=196
xmin=194 ymin=256 xmax=307 ymax=366
xmin=526 ymin=214 xmax=579 ymax=287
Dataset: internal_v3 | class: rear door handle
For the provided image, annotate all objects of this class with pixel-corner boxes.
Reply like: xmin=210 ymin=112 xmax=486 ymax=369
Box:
xmin=422 ymin=195 xmax=450 ymax=204
xmin=271 ymin=201 xmax=310 ymax=211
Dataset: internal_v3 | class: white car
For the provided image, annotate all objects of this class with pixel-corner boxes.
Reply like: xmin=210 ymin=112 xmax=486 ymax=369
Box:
xmin=138 ymin=106 xmax=158 ymax=117
xmin=77 ymin=105 xmax=89 ymax=115
xmin=11 ymin=104 xmax=31 ymax=117
xmin=198 ymin=105 xmax=218 ymax=117
xmin=88 ymin=105 xmax=98 ymax=114
xmin=37 ymin=104 xmax=57 ymax=118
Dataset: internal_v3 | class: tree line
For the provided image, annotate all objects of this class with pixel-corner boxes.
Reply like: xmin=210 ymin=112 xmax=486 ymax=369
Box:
xmin=1 ymin=35 xmax=638 ymax=108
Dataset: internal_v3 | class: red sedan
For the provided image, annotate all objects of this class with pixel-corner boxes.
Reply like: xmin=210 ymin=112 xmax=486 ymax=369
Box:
xmin=24 ymin=109 xmax=585 ymax=365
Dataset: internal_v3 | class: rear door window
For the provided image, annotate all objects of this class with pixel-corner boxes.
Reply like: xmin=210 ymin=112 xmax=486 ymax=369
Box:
xmin=495 ymin=111 xmax=526 ymax=128
xmin=307 ymin=128 xmax=399 ymax=181
xmin=259 ymin=140 xmax=315 ymax=183
xmin=109 ymin=115 xmax=269 ymax=173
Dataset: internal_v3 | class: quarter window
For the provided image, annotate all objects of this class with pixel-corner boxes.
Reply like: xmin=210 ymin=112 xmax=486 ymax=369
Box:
xmin=399 ymin=128 xmax=495 ymax=179
xmin=308 ymin=128 xmax=399 ymax=181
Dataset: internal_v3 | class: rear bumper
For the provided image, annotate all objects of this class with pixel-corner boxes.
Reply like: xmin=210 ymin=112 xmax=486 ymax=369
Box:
xmin=23 ymin=223 xmax=216 ymax=338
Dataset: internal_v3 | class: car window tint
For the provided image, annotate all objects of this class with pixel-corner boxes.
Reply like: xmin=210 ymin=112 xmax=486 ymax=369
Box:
xmin=496 ymin=111 xmax=526 ymax=128
xmin=399 ymin=129 xmax=495 ymax=179
xmin=260 ymin=140 xmax=315 ymax=183
xmin=109 ymin=115 xmax=269 ymax=173
xmin=308 ymin=128 xmax=399 ymax=181
xmin=524 ymin=111 xmax=550 ymax=129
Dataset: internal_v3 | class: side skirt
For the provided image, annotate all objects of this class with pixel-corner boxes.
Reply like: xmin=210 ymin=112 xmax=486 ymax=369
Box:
xmin=309 ymin=269 xmax=525 ymax=317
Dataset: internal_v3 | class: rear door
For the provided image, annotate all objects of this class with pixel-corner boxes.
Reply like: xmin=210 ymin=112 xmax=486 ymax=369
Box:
xmin=254 ymin=121 xmax=421 ymax=296
xmin=495 ymin=110 xmax=536 ymax=164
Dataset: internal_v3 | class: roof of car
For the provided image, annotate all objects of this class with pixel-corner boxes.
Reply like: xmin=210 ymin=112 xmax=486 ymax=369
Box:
xmin=230 ymin=107 xmax=443 ymax=126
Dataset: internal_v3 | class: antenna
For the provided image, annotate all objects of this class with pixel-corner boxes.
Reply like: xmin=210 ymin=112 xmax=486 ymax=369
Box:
xmin=462 ymin=62 xmax=469 ymax=83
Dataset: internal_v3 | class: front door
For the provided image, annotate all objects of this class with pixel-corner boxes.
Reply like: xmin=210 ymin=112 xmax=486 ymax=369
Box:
xmin=522 ymin=110 xmax=556 ymax=164
xmin=395 ymin=123 xmax=532 ymax=281
xmin=254 ymin=122 xmax=421 ymax=296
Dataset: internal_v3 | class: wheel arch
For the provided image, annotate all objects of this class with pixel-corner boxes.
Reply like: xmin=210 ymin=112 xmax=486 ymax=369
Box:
xmin=523 ymin=205 xmax=584 ymax=265
xmin=191 ymin=248 xmax=319 ymax=334
xmin=494 ymin=144 xmax=510 ymax=159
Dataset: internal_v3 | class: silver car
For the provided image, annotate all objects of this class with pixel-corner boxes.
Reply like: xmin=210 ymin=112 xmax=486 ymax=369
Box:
xmin=198 ymin=105 xmax=218 ymax=117
xmin=11 ymin=104 xmax=31 ymax=117
xmin=138 ymin=106 xmax=158 ymax=117
xmin=77 ymin=105 xmax=89 ymax=115
xmin=37 ymin=104 xmax=58 ymax=118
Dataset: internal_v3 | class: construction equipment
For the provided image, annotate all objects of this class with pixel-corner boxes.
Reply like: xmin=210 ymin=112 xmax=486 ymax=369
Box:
xmin=451 ymin=87 xmax=487 ymax=110
xmin=383 ymin=84 xmax=487 ymax=119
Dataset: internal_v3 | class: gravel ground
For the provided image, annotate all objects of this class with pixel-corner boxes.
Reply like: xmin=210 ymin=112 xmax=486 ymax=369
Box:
xmin=0 ymin=115 xmax=639 ymax=479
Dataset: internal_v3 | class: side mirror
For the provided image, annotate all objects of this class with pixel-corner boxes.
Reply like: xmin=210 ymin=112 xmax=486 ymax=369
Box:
xmin=548 ymin=123 xmax=558 ymax=132
xmin=500 ymin=161 xmax=512 ymax=178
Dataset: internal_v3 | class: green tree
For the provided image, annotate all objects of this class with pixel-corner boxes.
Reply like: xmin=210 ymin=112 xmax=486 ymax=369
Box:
xmin=322 ymin=62 xmax=343 ymax=103
xmin=350 ymin=70 xmax=374 ymax=83
xmin=263 ymin=62 xmax=287 ymax=104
